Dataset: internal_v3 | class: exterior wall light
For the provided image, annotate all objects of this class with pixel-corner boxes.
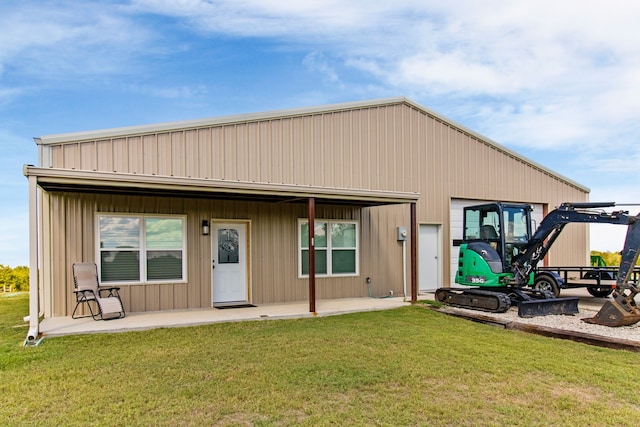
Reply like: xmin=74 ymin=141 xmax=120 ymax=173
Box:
xmin=201 ymin=220 xmax=210 ymax=236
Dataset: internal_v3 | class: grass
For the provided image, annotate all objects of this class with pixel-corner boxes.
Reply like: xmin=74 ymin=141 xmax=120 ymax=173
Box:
xmin=2 ymin=293 xmax=640 ymax=426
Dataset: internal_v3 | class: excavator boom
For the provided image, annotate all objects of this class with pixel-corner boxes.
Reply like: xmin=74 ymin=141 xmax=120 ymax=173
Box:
xmin=511 ymin=203 xmax=630 ymax=285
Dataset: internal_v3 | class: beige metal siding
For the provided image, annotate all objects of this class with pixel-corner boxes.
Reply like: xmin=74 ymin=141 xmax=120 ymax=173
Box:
xmin=41 ymin=99 xmax=589 ymax=315
xmin=46 ymin=192 xmax=384 ymax=316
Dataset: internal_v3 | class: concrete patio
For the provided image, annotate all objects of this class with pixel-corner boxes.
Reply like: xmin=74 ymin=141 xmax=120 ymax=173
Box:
xmin=38 ymin=297 xmax=412 ymax=338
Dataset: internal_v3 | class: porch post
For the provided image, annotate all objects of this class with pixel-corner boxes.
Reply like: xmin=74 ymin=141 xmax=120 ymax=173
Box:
xmin=410 ymin=202 xmax=417 ymax=303
xmin=27 ymin=173 xmax=39 ymax=341
xmin=308 ymin=197 xmax=316 ymax=313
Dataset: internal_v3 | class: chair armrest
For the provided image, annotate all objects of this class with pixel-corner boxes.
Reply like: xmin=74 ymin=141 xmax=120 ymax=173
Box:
xmin=74 ymin=289 xmax=97 ymax=299
xmin=98 ymin=287 xmax=121 ymax=297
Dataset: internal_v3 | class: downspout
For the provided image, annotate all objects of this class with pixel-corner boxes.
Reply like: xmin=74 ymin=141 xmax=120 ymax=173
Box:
xmin=25 ymin=168 xmax=40 ymax=343
xmin=402 ymin=237 xmax=407 ymax=299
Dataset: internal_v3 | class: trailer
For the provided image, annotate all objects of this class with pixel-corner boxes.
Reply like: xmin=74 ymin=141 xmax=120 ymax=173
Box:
xmin=537 ymin=265 xmax=640 ymax=298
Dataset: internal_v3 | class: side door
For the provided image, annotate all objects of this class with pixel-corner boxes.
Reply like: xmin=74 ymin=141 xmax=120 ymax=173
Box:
xmin=419 ymin=224 xmax=441 ymax=292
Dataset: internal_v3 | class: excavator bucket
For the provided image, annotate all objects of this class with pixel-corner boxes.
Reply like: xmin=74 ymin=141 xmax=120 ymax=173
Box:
xmin=583 ymin=298 xmax=640 ymax=327
xmin=517 ymin=297 xmax=579 ymax=318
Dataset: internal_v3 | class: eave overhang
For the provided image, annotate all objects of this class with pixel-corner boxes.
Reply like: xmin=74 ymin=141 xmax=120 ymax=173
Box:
xmin=23 ymin=165 xmax=419 ymax=207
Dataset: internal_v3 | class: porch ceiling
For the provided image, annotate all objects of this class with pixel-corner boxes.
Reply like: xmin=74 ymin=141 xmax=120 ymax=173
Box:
xmin=23 ymin=165 xmax=419 ymax=207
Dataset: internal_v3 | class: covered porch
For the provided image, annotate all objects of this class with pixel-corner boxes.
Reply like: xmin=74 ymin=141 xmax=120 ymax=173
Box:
xmin=38 ymin=296 xmax=412 ymax=338
xmin=24 ymin=166 xmax=420 ymax=343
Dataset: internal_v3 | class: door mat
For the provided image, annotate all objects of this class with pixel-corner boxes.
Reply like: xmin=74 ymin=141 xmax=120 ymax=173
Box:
xmin=214 ymin=304 xmax=256 ymax=309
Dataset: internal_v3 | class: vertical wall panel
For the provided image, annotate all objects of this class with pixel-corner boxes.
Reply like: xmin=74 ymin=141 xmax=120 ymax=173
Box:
xmin=50 ymin=146 xmax=63 ymax=168
xmin=196 ymin=128 xmax=211 ymax=178
xmin=222 ymin=126 xmax=236 ymax=179
xmin=157 ymin=133 xmax=171 ymax=175
xmin=146 ymin=285 xmax=160 ymax=311
xmin=62 ymin=144 xmax=80 ymax=169
xmin=235 ymin=124 xmax=248 ymax=180
xmin=50 ymin=195 xmax=67 ymax=316
xmin=112 ymin=138 xmax=127 ymax=172
xmin=185 ymin=130 xmax=198 ymax=177
xmin=129 ymin=286 xmax=146 ymax=312
xmin=128 ymin=136 xmax=143 ymax=174
xmin=142 ymin=135 xmax=157 ymax=175
xmin=171 ymin=132 xmax=185 ymax=177
xmin=96 ymin=140 xmax=112 ymax=172
xmin=296 ymin=117 xmax=307 ymax=185
xmin=80 ymin=142 xmax=97 ymax=171
xmin=246 ymin=123 xmax=259 ymax=182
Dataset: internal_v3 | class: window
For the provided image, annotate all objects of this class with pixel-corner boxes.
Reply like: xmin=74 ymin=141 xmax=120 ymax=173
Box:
xmin=299 ymin=220 xmax=358 ymax=277
xmin=464 ymin=207 xmax=500 ymax=240
xmin=98 ymin=214 xmax=186 ymax=284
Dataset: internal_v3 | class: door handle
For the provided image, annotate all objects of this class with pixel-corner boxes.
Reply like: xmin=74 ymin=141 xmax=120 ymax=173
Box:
xmin=212 ymin=260 xmax=216 ymax=269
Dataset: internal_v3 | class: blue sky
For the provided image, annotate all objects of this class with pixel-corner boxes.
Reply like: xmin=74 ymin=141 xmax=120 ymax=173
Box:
xmin=2 ymin=0 xmax=640 ymax=266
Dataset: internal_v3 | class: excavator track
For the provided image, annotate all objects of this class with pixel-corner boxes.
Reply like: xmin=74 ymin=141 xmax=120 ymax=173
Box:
xmin=434 ymin=288 xmax=511 ymax=313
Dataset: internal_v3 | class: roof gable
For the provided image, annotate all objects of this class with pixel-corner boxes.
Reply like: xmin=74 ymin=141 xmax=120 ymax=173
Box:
xmin=35 ymin=97 xmax=588 ymax=193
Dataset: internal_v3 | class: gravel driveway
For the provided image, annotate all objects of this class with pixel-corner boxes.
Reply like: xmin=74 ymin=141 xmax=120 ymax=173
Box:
xmin=431 ymin=287 xmax=640 ymax=346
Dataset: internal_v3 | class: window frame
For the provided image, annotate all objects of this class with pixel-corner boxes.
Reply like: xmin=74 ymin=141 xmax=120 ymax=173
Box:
xmin=297 ymin=219 xmax=359 ymax=278
xmin=96 ymin=213 xmax=187 ymax=285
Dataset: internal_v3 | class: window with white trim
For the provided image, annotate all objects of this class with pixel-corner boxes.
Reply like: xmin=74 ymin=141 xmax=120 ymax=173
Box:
xmin=298 ymin=219 xmax=359 ymax=277
xmin=97 ymin=214 xmax=186 ymax=284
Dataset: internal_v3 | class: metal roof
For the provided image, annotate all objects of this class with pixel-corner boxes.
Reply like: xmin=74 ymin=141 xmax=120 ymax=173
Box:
xmin=24 ymin=165 xmax=419 ymax=207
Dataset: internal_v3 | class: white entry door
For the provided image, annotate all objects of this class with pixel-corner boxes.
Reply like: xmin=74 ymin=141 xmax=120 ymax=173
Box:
xmin=419 ymin=224 xmax=441 ymax=292
xmin=212 ymin=222 xmax=249 ymax=304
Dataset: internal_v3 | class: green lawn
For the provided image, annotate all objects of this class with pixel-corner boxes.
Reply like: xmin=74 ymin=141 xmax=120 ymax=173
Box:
xmin=2 ymin=293 xmax=640 ymax=426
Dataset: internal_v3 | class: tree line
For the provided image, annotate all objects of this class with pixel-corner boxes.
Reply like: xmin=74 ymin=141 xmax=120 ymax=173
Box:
xmin=0 ymin=265 xmax=29 ymax=292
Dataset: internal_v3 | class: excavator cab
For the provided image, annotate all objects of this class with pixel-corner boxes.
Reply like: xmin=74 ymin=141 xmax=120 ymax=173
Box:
xmin=457 ymin=203 xmax=533 ymax=286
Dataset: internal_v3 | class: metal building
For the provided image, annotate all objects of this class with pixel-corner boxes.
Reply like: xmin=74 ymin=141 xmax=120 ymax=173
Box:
xmin=24 ymin=97 xmax=589 ymax=332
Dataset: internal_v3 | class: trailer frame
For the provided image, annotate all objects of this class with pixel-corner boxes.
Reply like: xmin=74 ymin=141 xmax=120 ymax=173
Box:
xmin=537 ymin=266 xmax=640 ymax=297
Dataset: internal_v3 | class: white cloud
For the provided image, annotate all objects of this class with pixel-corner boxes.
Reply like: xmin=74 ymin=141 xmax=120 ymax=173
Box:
xmin=130 ymin=0 xmax=399 ymax=38
xmin=127 ymin=83 xmax=209 ymax=100
xmin=0 ymin=2 xmax=153 ymax=81
xmin=127 ymin=2 xmax=640 ymax=101
xmin=0 ymin=87 xmax=28 ymax=107
xmin=303 ymin=51 xmax=340 ymax=84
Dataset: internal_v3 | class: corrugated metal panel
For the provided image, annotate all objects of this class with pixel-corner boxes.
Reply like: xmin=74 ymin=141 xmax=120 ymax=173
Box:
xmin=156 ymin=133 xmax=170 ymax=175
xmin=96 ymin=140 xmax=112 ymax=171
xmin=50 ymin=195 xmax=66 ymax=316
xmin=113 ymin=138 xmax=127 ymax=172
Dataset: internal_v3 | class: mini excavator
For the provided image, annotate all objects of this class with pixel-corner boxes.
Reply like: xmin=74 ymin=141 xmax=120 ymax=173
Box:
xmin=435 ymin=202 xmax=640 ymax=326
